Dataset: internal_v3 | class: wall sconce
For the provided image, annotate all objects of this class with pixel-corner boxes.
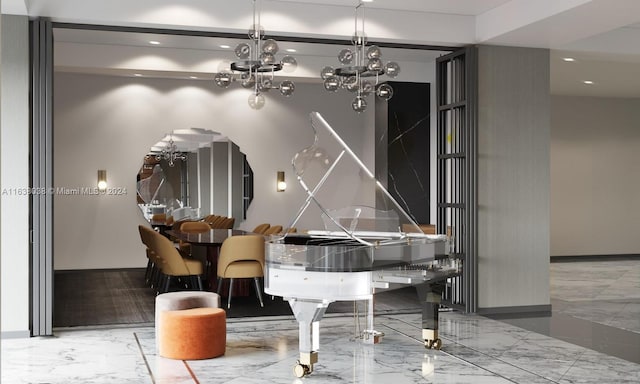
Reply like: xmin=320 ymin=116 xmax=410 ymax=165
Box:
xmin=276 ymin=171 xmax=286 ymax=192
xmin=97 ymin=169 xmax=107 ymax=191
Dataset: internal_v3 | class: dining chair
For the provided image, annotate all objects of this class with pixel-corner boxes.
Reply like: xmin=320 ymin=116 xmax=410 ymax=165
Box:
xmin=401 ymin=223 xmax=436 ymax=234
xmin=209 ymin=216 xmax=227 ymax=228
xmin=138 ymin=225 xmax=165 ymax=289
xmin=151 ymin=213 xmax=166 ymax=222
xmin=216 ymin=235 xmax=265 ymax=309
xmin=263 ymin=225 xmax=283 ymax=236
xmin=138 ymin=225 xmax=157 ymax=287
xmin=174 ymin=220 xmax=211 ymax=259
xmin=179 ymin=221 xmax=211 ymax=233
xmin=221 ymin=217 xmax=235 ymax=229
xmin=147 ymin=228 xmax=205 ymax=293
xmin=251 ymin=223 xmax=270 ymax=234
xmin=203 ymin=214 xmax=219 ymax=226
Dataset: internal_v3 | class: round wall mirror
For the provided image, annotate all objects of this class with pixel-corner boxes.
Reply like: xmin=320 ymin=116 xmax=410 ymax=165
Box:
xmin=136 ymin=128 xmax=253 ymax=226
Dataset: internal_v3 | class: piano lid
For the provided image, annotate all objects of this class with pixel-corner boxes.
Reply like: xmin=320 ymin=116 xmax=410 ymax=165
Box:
xmin=284 ymin=112 xmax=431 ymax=247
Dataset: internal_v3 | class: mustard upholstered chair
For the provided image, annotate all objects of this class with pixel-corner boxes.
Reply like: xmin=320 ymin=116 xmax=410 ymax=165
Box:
xmin=148 ymin=228 xmax=205 ymax=293
xmin=251 ymin=223 xmax=270 ymax=234
xmin=207 ymin=215 xmax=225 ymax=228
xmin=220 ymin=217 xmax=235 ymax=229
xmin=216 ymin=235 xmax=265 ymax=309
xmin=179 ymin=221 xmax=211 ymax=233
xmin=174 ymin=221 xmax=210 ymax=256
xmin=151 ymin=213 xmax=167 ymax=222
xmin=263 ymin=225 xmax=283 ymax=236
xmin=138 ymin=225 xmax=162 ymax=287
xmin=203 ymin=214 xmax=218 ymax=224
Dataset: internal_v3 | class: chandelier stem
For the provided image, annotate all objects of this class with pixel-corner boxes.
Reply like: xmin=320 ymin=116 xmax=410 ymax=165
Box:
xmin=253 ymin=0 xmax=259 ymax=38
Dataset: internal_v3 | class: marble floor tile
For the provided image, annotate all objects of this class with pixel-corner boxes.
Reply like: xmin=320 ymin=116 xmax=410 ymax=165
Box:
xmin=3 ymin=260 xmax=640 ymax=383
xmin=3 ymin=311 xmax=640 ymax=384
xmin=1 ymin=327 xmax=151 ymax=384
xmin=549 ymin=260 xmax=640 ymax=334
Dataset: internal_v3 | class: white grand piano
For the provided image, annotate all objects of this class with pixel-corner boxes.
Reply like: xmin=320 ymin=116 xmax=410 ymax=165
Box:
xmin=264 ymin=112 xmax=461 ymax=378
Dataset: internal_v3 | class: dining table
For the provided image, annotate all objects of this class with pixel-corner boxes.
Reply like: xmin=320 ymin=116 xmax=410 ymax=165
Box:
xmin=166 ymin=228 xmax=255 ymax=295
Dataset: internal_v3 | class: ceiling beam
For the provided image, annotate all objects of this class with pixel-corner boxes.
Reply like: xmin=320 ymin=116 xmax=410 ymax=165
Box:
xmin=477 ymin=0 xmax=640 ymax=48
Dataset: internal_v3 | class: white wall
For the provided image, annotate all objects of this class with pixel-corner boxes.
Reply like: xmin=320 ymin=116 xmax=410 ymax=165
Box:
xmin=551 ymin=95 xmax=640 ymax=256
xmin=1 ymin=14 xmax=30 ymax=336
xmin=53 ymin=73 xmax=366 ymax=270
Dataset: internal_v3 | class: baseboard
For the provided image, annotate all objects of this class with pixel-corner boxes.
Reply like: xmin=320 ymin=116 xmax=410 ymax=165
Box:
xmin=550 ymin=254 xmax=640 ymax=263
xmin=477 ymin=304 xmax=552 ymax=319
xmin=1 ymin=330 xmax=31 ymax=339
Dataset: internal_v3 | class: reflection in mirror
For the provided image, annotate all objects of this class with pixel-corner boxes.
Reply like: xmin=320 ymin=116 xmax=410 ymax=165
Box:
xmin=136 ymin=128 xmax=253 ymax=226
xmin=137 ymin=155 xmax=183 ymax=220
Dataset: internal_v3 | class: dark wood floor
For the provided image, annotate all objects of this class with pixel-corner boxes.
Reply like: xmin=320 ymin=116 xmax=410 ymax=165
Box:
xmin=54 ymin=269 xmax=157 ymax=327
xmin=54 ymin=268 xmax=422 ymax=328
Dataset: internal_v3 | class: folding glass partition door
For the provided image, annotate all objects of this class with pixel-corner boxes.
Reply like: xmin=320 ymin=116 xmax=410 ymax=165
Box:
xmin=436 ymin=47 xmax=477 ymax=313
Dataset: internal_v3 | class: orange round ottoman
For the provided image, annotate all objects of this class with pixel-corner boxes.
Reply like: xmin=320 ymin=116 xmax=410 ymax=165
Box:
xmin=158 ymin=307 xmax=226 ymax=360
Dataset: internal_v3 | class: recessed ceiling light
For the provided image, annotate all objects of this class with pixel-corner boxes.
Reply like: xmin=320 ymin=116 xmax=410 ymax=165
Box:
xmin=134 ymin=74 xmax=142 ymax=77
xmin=583 ymin=80 xmax=594 ymax=85
xmin=149 ymin=41 xmax=160 ymax=45
xmin=219 ymin=45 xmax=231 ymax=49
xmin=189 ymin=76 xmax=198 ymax=79
xmin=362 ymin=0 xmax=373 ymax=2
xmin=286 ymin=48 xmax=297 ymax=53
xmin=563 ymin=57 xmax=575 ymax=62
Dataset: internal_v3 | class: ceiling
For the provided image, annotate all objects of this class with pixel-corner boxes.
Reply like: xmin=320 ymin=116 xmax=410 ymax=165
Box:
xmin=270 ymin=0 xmax=512 ymax=15
xmin=52 ymin=27 xmax=447 ymax=84
xmin=4 ymin=0 xmax=640 ymax=97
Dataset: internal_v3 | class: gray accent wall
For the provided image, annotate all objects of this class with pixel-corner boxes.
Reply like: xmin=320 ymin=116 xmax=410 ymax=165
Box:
xmin=477 ymin=45 xmax=550 ymax=311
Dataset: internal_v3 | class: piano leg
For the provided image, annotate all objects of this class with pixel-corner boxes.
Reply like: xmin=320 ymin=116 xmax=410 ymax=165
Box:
xmin=362 ymin=296 xmax=384 ymax=344
xmin=415 ymin=281 xmax=444 ymax=349
xmin=286 ymin=298 xmax=330 ymax=378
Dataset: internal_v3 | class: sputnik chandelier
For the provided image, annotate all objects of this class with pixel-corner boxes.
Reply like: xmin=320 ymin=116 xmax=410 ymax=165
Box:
xmin=214 ymin=0 xmax=298 ymax=110
xmin=155 ymin=135 xmax=186 ymax=167
xmin=320 ymin=1 xmax=400 ymax=113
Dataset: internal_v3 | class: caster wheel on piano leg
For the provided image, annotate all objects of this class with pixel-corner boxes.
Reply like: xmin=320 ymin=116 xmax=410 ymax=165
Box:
xmin=293 ymin=361 xmax=311 ymax=378
xmin=425 ymin=338 xmax=442 ymax=350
